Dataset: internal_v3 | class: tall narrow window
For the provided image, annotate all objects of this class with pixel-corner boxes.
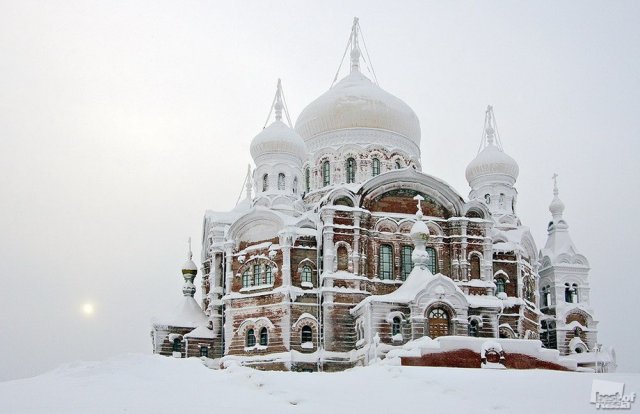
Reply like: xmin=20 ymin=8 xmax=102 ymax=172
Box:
xmin=292 ymin=177 xmax=298 ymax=194
xmin=469 ymin=254 xmax=481 ymax=280
xmin=392 ymin=317 xmax=401 ymax=336
xmin=278 ymin=173 xmax=285 ymax=190
xmin=259 ymin=327 xmax=268 ymax=346
xmin=468 ymin=319 xmax=479 ymax=337
xmin=172 ymin=338 xmax=181 ymax=352
xmin=426 ymin=247 xmax=437 ymax=274
xmin=305 ymin=168 xmax=310 ymax=193
xmin=262 ymin=174 xmax=269 ymax=192
xmin=322 ymin=161 xmax=330 ymax=186
xmin=199 ymin=346 xmax=209 ymax=357
xmin=372 ymin=158 xmax=380 ymax=176
xmin=337 ymin=245 xmax=349 ymax=271
xmin=571 ymin=283 xmax=579 ymax=303
xmin=379 ymin=244 xmax=393 ymax=280
xmin=495 ymin=278 xmax=506 ymax=294
xmin=395 ymin=160 xmax=401 ymax=169
xmin=246 ymin=329 xmax=256 ymax=347
xmin=302 ymin=265 xmax=312 ymax=284
xmin=401 ymin=246 xmax=413 ymax=280
xmin=265 ymin=266 xmax=273 ymax=284
xmin=242 ymin=270 xmax=250 ymax=288
xmin=301 ymin=326 xmax=313 ymax=343
xmin=565 ymin=283 xmax=573 ymax=303
xmin=346 ymin=157 xmax=356 ymax=183
xmin=253 ymin=264 xmax=261 ymax=286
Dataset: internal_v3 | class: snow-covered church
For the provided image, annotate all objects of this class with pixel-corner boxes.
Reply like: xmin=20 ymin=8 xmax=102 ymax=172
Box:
xmin=151 ymin=19 xmax=615 ymax=372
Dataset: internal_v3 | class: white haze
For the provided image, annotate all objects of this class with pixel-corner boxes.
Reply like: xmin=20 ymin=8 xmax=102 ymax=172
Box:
xmin=0 ymin=0 xmax=638 ymax=380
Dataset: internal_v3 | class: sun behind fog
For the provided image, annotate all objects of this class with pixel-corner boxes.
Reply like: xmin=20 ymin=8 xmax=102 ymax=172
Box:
xmin=82 ymin=302 xmax=95 ymax=317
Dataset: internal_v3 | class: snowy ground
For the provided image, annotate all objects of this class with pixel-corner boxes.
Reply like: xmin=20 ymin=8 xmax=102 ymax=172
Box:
xmin=0 ymin=354 xmax=638 ymax=414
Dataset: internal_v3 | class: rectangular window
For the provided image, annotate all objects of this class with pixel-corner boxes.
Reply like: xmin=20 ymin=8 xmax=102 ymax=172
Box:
xmin=253 ymin=264 xmax=261 ymax=286
xmin=199 ymin=346 xmax=208 ymax=357
xmin=265 ymin=266 xmax=273 ymax=284
xmin=379 ymin=244 xmax=393 ymax=280
xmin=322 ymin=161 xmax=330 ymax=186
xmin=401 ymin=246 xmax=413 ymax=280
xmin=426 ymin=247 xmax=437 ymax=274
xmin=242 ymin=270 xmax=250 ymax=288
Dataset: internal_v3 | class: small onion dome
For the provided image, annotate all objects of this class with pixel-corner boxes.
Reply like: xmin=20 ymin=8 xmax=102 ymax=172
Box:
xmin=295 ymin=71 xmax=421 ymax=150
xmin=410 ymin=210 xmax=430 ymax=243
xmin=465 ymin=141 xmax=519 ymax=188
xmin=181 ymin=258 xmax=197 ymax=276
xmin=250 ymin=120 xmax=307 ymax=163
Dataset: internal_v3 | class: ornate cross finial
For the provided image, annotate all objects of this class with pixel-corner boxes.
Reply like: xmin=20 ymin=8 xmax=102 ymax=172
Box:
xmin=350 ymin=17 xmax=361 ymax=73
xmin=187 ymin=237 xmax=192 ymax=260
xmin=485 ymin=105 xmax=495 ymax=145
xmin=274 ymin=78 xmax=283 ymax=121
xmin=552 ymin=173 xmax=559 ymax=196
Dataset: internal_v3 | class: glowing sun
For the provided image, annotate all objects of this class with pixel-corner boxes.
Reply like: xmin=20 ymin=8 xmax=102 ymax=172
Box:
xmin=82 ymin=302 xmax=95 ymax=316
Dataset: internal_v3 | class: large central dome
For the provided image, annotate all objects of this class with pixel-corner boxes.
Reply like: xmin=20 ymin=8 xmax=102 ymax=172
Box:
xmin=294 ymin=70 xmax=421 ymax=157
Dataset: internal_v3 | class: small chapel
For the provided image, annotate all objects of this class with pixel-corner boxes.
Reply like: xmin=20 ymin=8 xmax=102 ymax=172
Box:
xmin=151 ymin=18 xmax=615 ymax=372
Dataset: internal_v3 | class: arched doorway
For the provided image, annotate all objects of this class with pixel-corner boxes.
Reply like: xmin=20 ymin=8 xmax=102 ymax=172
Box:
xmin=427 ymin=307 xmax=449 ymax=338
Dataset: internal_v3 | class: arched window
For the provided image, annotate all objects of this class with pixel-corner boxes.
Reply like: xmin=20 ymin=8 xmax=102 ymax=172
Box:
xmin=469 ymin=254 xmax=481 ymax=280
xmin=468 ymin=319 xmax=479 ymax=337
xmin=542 ymin=285 xmax=551 ymax=307
xmin=322 ymin=161 xmax=330 ymax=186
xmin=301 ymin=265 xmax=312 ymax=284
xmin=246 ymin=329 xmax=256 ymax=347
xmin=259 ymin=327 xmax=268 ymax=346
xmin=253 ymin=264 xmax=261 ymax=286
xmin=346 ymin=157 xmax=356 ymax=183
xmin=242 ymin=269 xmax=251 ymax=288
xmin=495 ymin=278 xmax=506 ymax=294
xmin=305 ymin=168 xmax=310 ymax=193
xmin=392 ymin=317 xmax=401 ymax=336
xmin=292 ymin=177 xmax=298 ymax=194
xmin=428 ymin=307 xmax=449 ymax=338
xmin=265 ymin=265 xmax=273 ymax=284
xmin=172 ymin=338 xmax=181 ymax=352
xmin=401 ymin=246 xmax=413 ymax=280
xmin=379 ymin=244 xmax=393 ymax=280
xmin=426 ymin=247 xmax=437 ymax=274
xmin=484 ymin=194 xmax=491 ymax=204
xmin=301 ymin=326 xmax=312 ymax=343
xmin=262 ymin=174 xmax=269 ymax=192
xmin=395 ymin=160 xmax=402 ymax=169
xmin=337 ymin=245 xmax=349 ymax=271
xmin=565 ymin=283 xmax=573 ymax=303
xmin=372 ymin=158 xmax=380 ymax=176
xmin=278 ymin=173 xmax=285 ymax=190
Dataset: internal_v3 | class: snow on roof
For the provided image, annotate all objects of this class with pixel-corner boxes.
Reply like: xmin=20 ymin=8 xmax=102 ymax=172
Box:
xmin=466 ymin=294 xmax=503 ymax=309
xmin=184 ymin=325 xmax=215 ymax=339
xmin=156 ymin=296 xmax=208 ymax=328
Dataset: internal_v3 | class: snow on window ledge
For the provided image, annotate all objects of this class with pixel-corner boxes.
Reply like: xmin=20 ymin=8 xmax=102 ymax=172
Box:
xmin=301 ymin=282 xmax=313 ymax=289
xmin=301 ymin=341 xmax=314 ymax=349
xmin=244 ymin=345 xmax=269 ymax=352
xmin=240 ymin=284 xmax=275 ymax=293
xmin=172 ymin=351 xmax=182 ymax=358
xmin=392 ymin=333 xmax=403 ymax=343
xmin=355 ymin=338 xmax=365 ymax=348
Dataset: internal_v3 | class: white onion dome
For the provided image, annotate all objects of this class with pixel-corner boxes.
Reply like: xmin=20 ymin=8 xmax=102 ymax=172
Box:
xmin=250 ymin=119 xmax=307 ymax=163
xmin=465 ymin=127 xmax=519 ymax=188
xmin=294 ymin=70 xmax=421 ymax=148
xmin=549 ymin=175 xmax=565 ymax=220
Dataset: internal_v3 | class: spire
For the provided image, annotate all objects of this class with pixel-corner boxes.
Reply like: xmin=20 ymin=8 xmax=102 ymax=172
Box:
xmin=245 ymin=164 xmax=252 ymax=199
xmin=181 ymin=237 xmax=197 ymax=297
xmin=410 ymin=195 xmax=430 ymax=270
xmin=549 ymin=173 xmax=566 ymax=222
xmin=187 ymin=237 xmax=192 ymax=261
xmin=275 ymin=78 xmax=283 ymax=121
xmin=350 ymin=17 xmax=361 ymax=73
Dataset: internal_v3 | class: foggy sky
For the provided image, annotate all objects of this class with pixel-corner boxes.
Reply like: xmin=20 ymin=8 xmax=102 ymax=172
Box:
xmin=1 ymin=0 xmax=638 ymax=380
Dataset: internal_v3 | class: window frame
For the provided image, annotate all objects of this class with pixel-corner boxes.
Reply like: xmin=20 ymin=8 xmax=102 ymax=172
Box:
xmin=301 ymin=325 xmax=313 ymax=343
xmin=346 ymin=157 xmax=356 ymax=183
xmin=322 ymin=161 xmax=330 ymax=186
xmin=401 ymin=245 xmax=413 ymax=280
xmin=372 ymin=158 xmax=380 ymax=176
xmin=301 ymin=265 xmax=312 ymax=284
xmin=246 ymin=328 xmax=256 ymax=347
xmin=378 ymin=244 xmax=393 ymax=280
xmin=259 ymin=327 xmax=268 ymax=346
